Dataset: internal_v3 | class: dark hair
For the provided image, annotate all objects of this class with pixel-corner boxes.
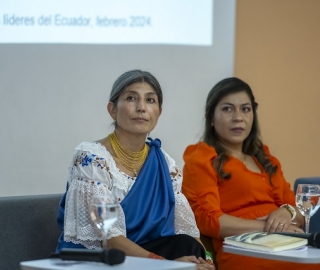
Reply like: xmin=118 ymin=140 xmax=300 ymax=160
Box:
xmin=203 ymin=77 xmax=277 ymax=184
xmin=109 ymin=69 xmax=163 ymax=108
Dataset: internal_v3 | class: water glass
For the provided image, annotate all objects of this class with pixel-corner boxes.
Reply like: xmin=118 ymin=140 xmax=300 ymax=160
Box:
xmin=90 ymin=194 xmax=119 ymax=249
xmin=295 ymin=184 xmax=320 ymax=233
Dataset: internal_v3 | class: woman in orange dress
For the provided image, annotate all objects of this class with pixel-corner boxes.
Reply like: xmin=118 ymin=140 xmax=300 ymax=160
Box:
xmin=182 ymin=77 xmax=317 ymax=269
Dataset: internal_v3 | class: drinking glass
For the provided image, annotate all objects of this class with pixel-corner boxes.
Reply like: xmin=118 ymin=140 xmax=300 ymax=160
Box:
xmin=295 ymin=184 xmax=320 ymax=233
xmin=90 ymin=194 xmax=119 ymax=249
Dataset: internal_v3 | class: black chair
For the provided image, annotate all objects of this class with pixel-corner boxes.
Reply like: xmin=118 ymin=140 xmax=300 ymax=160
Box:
xmin=294 ymin=177 xmax=320 ymax=233
xmin=0 ymin=194 xmax=62 ymax=270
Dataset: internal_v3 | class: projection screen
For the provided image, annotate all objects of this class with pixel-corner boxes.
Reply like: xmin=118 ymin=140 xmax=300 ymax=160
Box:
xmin=0 ymin=0 xmax=236 ymax=196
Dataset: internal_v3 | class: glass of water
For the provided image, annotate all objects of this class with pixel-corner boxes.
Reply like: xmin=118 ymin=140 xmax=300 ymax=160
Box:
xmin=90 ymin=194 xmax=119 ymax=249
xmin=295 ymin=184 xmax=320 ymax=233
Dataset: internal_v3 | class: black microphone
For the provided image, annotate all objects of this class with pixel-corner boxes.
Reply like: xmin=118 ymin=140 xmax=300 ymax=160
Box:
xmin=51 ymin=248 xmax=126 ymax=265
xmin=274 ymin=232 xmax=320 ymax=248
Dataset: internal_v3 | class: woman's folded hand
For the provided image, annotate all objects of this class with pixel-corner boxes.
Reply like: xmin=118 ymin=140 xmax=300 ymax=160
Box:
xmin=256 ymin=207 xmax=299 ymax=233
xmin=175 ymin=256 xmax=215 ymax=269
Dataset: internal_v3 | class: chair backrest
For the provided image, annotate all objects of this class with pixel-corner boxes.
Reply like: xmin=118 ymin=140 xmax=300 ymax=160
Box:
xmin=294 ymin=177 xmax=320 ymax=233
xmin=0 ymin=194 xmax=63 ymax=270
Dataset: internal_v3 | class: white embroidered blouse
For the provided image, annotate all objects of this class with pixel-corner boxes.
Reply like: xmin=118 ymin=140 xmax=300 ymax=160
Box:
xmin=64 ymin=142 xmax=200 ymax=250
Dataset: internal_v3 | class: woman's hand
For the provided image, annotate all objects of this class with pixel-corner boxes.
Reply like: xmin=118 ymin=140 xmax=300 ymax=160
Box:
xmin=175 ymin=256 xmax=215 ymax=269
xmin=256 ymin=207 xmax=295 ymax=233
xmin=285 ymin=224 xmax=304 ymax=234
xmin=197 ymin=257 xmax=215 ymax=269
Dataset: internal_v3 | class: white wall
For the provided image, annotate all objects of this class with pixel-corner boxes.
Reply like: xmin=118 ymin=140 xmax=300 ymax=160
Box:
xmin=0 ymin=0 xmax=236 ymax=196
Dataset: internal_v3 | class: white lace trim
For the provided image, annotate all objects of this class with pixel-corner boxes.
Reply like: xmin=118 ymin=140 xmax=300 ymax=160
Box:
xmin=63 ymin=141 xmax=199 ymax=248
xmin=174 ymin=193 xmax=200 ymax=238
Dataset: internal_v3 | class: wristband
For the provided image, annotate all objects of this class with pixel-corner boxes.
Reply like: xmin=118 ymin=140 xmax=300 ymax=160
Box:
xmin=148 ymin=252 xmax=165 ymax=260
xmin=280 ymin=204 xmax=296 ymax=220
xmin=205 ymin=250 xmax=214 ymax=266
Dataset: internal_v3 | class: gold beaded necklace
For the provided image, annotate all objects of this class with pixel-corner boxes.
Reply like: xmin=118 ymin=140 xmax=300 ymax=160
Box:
xmin=108 ymin=132 xmax=148 ymax=176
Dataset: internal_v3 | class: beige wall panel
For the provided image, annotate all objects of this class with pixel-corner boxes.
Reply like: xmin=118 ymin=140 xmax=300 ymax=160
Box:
xmin=235 ymin=0 xmax=320 ymax=186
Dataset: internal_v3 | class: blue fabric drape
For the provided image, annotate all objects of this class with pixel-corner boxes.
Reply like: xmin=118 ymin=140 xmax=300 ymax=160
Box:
xmin=56 ymin=138 xmax=176 ymax=252
xmin=120 ymin=138 xmax=176 ymax=244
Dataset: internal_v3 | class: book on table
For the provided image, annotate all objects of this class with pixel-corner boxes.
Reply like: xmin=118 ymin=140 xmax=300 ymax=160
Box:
xmin=223 ymin=231 xmax=308 ymax=252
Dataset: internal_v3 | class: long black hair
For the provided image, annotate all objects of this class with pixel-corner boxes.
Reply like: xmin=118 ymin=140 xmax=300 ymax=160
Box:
xmin=203 ymin=77 xmax=277 ymax=183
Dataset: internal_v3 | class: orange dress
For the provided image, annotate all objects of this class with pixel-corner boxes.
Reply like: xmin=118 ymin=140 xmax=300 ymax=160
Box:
xmin=182 ymin=142 xmax=318 ymax=270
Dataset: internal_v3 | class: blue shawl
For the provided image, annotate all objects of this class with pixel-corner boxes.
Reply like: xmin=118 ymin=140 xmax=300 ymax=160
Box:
xmin=120 ymin=138 xmax=176 ymax=244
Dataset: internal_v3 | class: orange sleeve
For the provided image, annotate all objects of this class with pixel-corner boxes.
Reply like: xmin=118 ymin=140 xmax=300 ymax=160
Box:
xmin=263 ymin=145 xmax=296 ymax=206
xmin=182 ymin=142 xmax=223 ymax=239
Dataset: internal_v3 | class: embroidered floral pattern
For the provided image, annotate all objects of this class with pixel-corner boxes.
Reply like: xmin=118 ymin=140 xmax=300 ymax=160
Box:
xmin=63 ymin=141 xmax=199 ymax=249
xmin=75 ymin=153 xmax=107 ymax=169
xmin=170 ymin=167 xmax=182 ymax=181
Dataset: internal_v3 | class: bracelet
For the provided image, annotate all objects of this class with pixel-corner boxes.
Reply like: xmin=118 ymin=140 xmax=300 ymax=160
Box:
xmin=148 ymin=252 xmax=165 ymax=260
xmin=205 ymin=250 xmax=214 ymax=266
xmin=280 ymin=204 xmax=296 ymax=220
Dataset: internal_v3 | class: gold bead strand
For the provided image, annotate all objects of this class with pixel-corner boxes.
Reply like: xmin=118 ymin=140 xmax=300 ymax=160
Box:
xmin=109 ymin=132 xmax=148 ymax=176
